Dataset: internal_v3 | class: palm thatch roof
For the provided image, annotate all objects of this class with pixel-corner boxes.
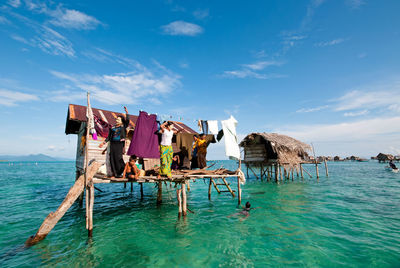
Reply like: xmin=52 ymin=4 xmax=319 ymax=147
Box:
xmin=239 ymin=132 xmax=311 ymax=165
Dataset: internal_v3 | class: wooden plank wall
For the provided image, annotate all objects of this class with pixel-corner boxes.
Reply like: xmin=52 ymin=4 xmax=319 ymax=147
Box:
xmin=244 ymin=144 xmax=266 ymax=162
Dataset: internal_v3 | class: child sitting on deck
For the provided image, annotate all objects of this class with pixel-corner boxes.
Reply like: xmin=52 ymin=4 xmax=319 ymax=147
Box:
xmin=123 ymin=155 xmax=140 ymax=180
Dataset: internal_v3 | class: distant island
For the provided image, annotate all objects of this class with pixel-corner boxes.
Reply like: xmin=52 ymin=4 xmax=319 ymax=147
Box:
xmin=0 ymin=154 xmax=72 ymax=162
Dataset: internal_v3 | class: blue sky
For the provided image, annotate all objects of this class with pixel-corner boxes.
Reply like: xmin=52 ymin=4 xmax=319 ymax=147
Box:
xmin=1 ymin=0 xmax=400 ymax=159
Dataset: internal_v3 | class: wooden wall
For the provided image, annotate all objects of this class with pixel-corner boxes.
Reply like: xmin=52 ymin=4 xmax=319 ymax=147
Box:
xmin=243 ymin=144 xmax=267 ymax=162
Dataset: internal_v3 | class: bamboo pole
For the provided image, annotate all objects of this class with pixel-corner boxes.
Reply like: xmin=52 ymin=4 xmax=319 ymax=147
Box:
xmin=157 ymin=181 xmax=162 ymax=204
xmin=237 ymin=176 xmax=242 ymax=205
xmin=182 ymin=182 xmax=187 ymax=216
xmin=279 ymin=165 xmax=283 ymax=182
xmin=315 ymin=162 xmax=319 ymax=179
xmin=140 ymin=182 xmax=143 ymax=199
xmin=324 ymin=158 xmax=329 ymax=177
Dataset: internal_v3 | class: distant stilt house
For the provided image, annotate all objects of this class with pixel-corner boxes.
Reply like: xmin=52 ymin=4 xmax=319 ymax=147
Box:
xmin=65 ymin=104 xmax=197 ymax=176
xmin=239 ymin=133 xmax=324 ymax=182
xmin=376 ymin=153 xmax=394 ymax=163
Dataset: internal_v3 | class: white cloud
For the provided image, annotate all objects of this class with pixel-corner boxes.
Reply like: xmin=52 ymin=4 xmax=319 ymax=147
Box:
xmin=223 ymin=60 xmax=285 ymax=79
xmin=343 ymin=110 xmax=369 ymax=117
xmin=346 ymin=0 xmax=365 ymax=9
xmin=315 ymin=38 xmax=345 ymax=47
xmin=242 ymin=61 xmax=284 ymax=70
xmin=7 ymin=0 xmax=21 ymax=8
xmin=0 ymin=89 xmax=38 ymax=106
xmin=296 ymin=105 xmax=329 ymax=113
xmin=334 ymin=89 xmax=400 ymax=111
xmin=49 ymin=9 xmax=101 ymax=30
xmin=161 ymin=21 xmax=203 ymax=36
xmin=275 ymin=116 xmax=400 ymax=156
xmin=0 ymin=16 xmax=11 ymax=24
xmin=32 ymin=25 xmax=75 ymax=57
xmin=193 ymin=9 xmax=209 ymax=19
xmin=49 ymin=64 xmax=181 ymax=105
xmin=10 ymin=34 xmax=29 ymax=44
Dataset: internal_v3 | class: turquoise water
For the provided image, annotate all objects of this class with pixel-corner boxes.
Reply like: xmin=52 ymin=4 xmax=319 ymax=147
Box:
xmin=0 ymin=161 xmax=400 ymax=267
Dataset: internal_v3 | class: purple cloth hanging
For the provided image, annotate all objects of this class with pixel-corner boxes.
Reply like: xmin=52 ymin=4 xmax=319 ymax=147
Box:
xmin=127 ymin=111 xmax=160 ymax=158
xmin=94 ymin=114 xmax=112 ymax=138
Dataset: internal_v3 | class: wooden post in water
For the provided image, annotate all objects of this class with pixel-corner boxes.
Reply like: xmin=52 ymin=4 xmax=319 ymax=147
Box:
xmin=275 ymin=163 xmax=278 ymax=183
xmin=324 ymin=158 xmax=329 ymax=177
xmin=182 ymin=182 xmax=187 ymax=216
xmin=300 ymin=164 xmax=304 ymax=180
xmin=187 ymin=180 xmax=191 ymax=192
xmin=157 ymin=181 xmax=162 ymax=204
xmin=315 ymin=162 xmax=319 ymax=180
xmin=208 ymin=178 xmax=212 ymax=200
xmin=237 ymin=176 xmax=242 ymax=205
xmin=130 ymin=182 xmax=133 ymax=192
xmin=26 ymin=161 xmax=101 ymax=246
xmin=88 ymin=181 xmax=94 ymax=237
xmin=140 ymin=182 xmax=143 ymax=200
xmin=279 ymin=165 xmax=283 ymax=182
xmin=177 ymin=188 xmax=182 ymax=218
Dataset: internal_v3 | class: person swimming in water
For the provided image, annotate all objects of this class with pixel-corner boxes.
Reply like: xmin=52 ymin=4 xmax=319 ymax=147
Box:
xmin=389 ymin=160 xmax=397 ymax=170
xmin=228 ymin=202 xmax=257 ymax=220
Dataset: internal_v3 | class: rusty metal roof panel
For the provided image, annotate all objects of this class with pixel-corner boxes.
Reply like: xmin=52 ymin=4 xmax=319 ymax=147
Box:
xmin=66 ymin=104 xmax=197 ymax=135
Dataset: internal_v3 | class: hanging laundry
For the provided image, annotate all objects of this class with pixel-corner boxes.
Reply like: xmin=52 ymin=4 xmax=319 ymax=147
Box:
xmin=197 ymin=120 xmax=203 ymax=133
xmin=207 ymin=120 xmax=219 ymax=135
xmin=86 ymin=99 xmax=97 ymax=140
xmin=201 ymin=120 xmax=208 ymax=134
xmin=94 ymin=114 xmax=112 ymax=138
xmin=127 ymin=111 xmax=160 ymax=158
xmin=216 ymin=129 xmax=224 ymax=142
xmin=221 ymin=115 xmax=240 ymax=160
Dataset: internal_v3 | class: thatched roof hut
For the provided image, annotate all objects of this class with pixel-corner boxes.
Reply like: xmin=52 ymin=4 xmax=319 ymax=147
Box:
xmin=376 ymin=153 xmax=394 ymax=162
xmin=239 ymin=133 xmax=311 ymax=166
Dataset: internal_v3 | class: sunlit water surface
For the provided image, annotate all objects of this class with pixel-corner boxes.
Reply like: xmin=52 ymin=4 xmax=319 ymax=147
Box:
xmin=0 ymin=161 xmax=399 ymax=267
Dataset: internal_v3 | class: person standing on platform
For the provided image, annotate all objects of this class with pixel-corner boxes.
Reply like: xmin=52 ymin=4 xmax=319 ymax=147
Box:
xmin=158 ymin=121 xmax=180 ymax=178
xmin=195 ymin=134 xmax=209 ymax=169
xmin=99 ymin=106 xmax=129 ymax=178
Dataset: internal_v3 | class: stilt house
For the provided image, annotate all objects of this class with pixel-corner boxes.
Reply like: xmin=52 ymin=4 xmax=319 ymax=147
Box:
xmin=65 ymin=104 xmax=197 ymax=176
xmin=239 ymin=132 xmax=312 ymax=181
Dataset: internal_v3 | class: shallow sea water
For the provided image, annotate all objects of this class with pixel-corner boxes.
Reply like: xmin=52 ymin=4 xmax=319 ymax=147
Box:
xmin=0 ymin=160 xmax=399 ymax=267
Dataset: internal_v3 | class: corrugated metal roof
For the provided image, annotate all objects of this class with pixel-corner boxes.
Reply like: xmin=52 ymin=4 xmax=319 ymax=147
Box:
xmin=65 ymin=104 xmax=197 ymax=135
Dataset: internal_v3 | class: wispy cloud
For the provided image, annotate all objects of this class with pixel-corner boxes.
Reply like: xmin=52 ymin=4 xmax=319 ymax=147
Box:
xmin=49 ymin=61 xmax=181 ymax=105
xmin=343 ymin=110 xmax=369 ymax=117
xmin=223 ymin=60 xmax=285 ymax=79
xmin=7 ymin=0 xmax=21 ymax=8
xmin=82 ymin=47 xmax=143 ymax=68
xmin=161 ymin=21 xmax=203 ymax=36
xmin=275 ymin=116 xmax=400 ymax=156
xmin=49 ymin=9 xmax=101 ymax=30
xmin=193 ymin=9 xmax=209 ymax=20
xmin=315 ymin=38 xmax=345 ymax=47
xmin=296 ymin=105 xmax=329 ymax=113
xmin=346 ymin=0 xmax=365 ymax=9
xmin=0 ymin=15 xmax=11 ymax=24
xmin=0 ymin=88 xmax=38 ymax=106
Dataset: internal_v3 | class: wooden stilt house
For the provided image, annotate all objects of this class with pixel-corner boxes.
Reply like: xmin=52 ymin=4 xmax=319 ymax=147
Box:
xmin=65 ymin=104 xmax=197 ymax=176
xmin=239 ymin=132 xmax=322 ymax=182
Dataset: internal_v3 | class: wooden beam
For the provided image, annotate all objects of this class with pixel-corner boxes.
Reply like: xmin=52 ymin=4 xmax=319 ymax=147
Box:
xmin=222 ymin=178 xmax=235 ymax=197
xmin=26 ymin=161 xmax=101 ymax=246
xmin=208 ymin=178 xmax=212 ymax=200
xmin=140 ymin=182 xmax=143 ymax=200
xmin=211 ymin=178 xmax=221 ymax=193
xmin=324 ymin=158 xmax=329 ymax=177
xmin=177 ymin=188 xmax=182 ymax=218
xmin=157 ymin=181 xmax=162 ymax=204
xmin=237 ymin=176 xmax=242 ymax=205
xmin=182 ymin=183 xmax=187 ymax=216
xmin=88 ymin=182 xmax=94 ymax=237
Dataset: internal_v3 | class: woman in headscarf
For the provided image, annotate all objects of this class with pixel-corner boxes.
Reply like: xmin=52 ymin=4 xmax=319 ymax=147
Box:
xmin=99 ymin=106 xmax=129 ymax=178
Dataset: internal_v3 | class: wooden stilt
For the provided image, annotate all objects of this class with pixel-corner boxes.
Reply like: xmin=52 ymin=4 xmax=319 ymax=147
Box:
xmin=26 ymin=161 xmax=101 ymax=246
xmin=208 ymin=178 xmax=212 ymax=200
xmin=211 ymin=178 xmax=221 ymax=193
xmin=248 ymin=166 xmax=259 ymax=180
xmin=315 ymin=162 xmax=319 ymax=180
xmin=302 ymin=165 xmax=313 ymax=178
xmin=300 ymin=164 xmax=304 ymax=180
xmin=246 ymin=165 xmax=249 ymax=179
xmin=177 ymin=188 xmax=182 ymax=218
xmin=140 ymin=182 xmax=143 ymax=199
xmin=182 ymin=183 xmax=187 ymax=216
xmin=324 ymin=158 xmax=329 ymax=177
xmin=130 ymin=182 xmax=133 ymax=192
xmin=237 ymin=176 xmax=242 ymax=205
xmin=88 ymin=182 xmax=94 ymax=237
xmin=157 ymin=181 xmax=162 ymax=204
xmin=85 ymin=184 xmax=89 ymax=229
xmin=279 ymin=165 xmax=283 ymax=182
xmin=260 ymin=166 xmax=263 ymax=181
xmin=187 ymin=180 xmax=191 ymax=192
xmin=291 ymin=167 xmax=294 ymax=181
xmin=222 ymin=178 xmax=235 ymax=197
xmin=275 ymin=163 xmax=278 ymax=183
xmin=124 ymin=182 xmax=126 ymax=188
